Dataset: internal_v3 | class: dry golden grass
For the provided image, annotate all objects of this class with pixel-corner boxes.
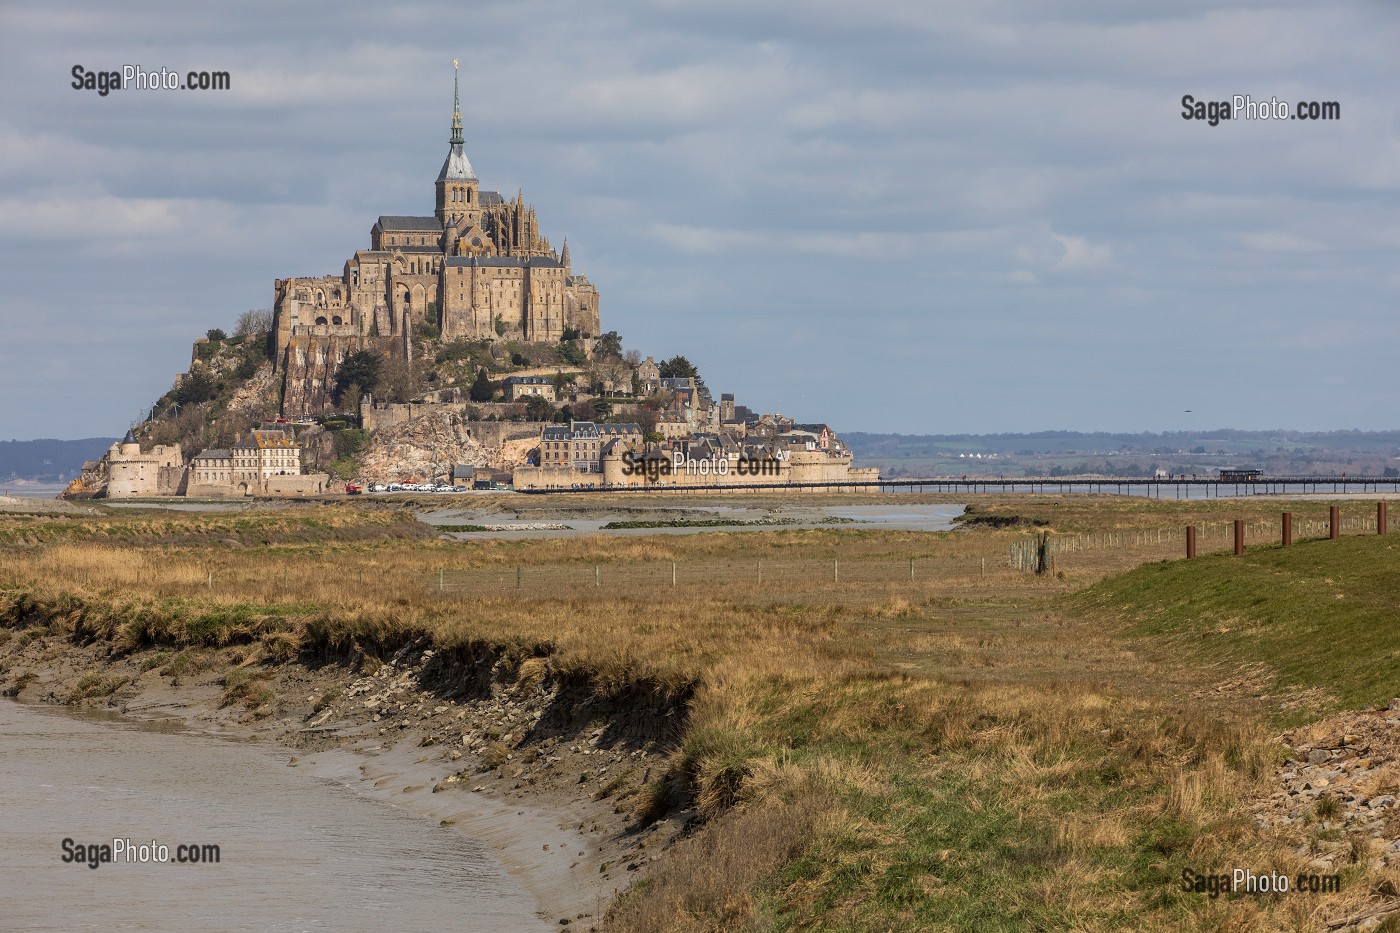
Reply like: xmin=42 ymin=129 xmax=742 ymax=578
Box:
xmin=3 ymin=495 xmax=1393 ymax=931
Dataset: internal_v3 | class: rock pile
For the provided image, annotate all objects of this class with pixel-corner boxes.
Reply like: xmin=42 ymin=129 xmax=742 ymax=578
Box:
xmin=1251 ymin=701 xmax=1400 ymax=867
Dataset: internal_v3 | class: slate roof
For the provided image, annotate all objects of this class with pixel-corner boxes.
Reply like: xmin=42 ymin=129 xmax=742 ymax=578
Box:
xmin=597 ymin=423 xmax=642 ymax=436
xmin=437 ymin=141 xmax=477 ymax=182
xmin=376 ymin=215 xmax=443 ymax=232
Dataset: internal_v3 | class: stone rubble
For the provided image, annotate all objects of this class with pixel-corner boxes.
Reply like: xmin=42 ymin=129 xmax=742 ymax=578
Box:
xmin=1251 ymin=699 xmax=1400 ymax=868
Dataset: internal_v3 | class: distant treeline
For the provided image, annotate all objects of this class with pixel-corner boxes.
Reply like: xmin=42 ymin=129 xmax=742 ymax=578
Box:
xmin=844 ymin=430 xmax=1400 ymax=458
xmin=0 ymin=438 xmax=117 ymax=482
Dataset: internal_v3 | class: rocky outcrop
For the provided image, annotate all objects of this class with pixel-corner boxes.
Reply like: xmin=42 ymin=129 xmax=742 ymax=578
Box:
xmin=226 ymin=360 xmax=280 ymax=424
xmin=355 ymin=410 xmax=539 ymax=482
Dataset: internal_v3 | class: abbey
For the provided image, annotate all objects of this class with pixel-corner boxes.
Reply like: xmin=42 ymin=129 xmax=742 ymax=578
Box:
xmin=272 ymin=63 xmax=601 ymax=418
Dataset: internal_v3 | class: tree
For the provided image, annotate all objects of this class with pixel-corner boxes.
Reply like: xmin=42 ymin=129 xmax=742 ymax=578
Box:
xmin=378 ymin=355 xmax=420 ymax=404
xmin=206 ymin=328 xmax=227 ymax=341
xmin=172 ymin=367 xmax=219 ymax=406
xmin=334 ymin=350 xmax=382 ymax=404
xmin=595 ymin=331 xmax=624 ymax=360
xmin=469 ymin=367 xmax=494 ymax=402
xmin=234 ymin=308 xmax=273 ymax=336
xmin=558 ymin=341 xmax=586 ymax=365
xmin=524 ymin=395 xmax=554 ymax=422
xmin=659 ymin=355 xmax=705 ymax=391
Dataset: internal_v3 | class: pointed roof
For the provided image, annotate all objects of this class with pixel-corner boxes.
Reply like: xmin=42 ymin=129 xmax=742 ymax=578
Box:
xmin=438 ymin=60 xmax=477 ymax=182
xmin=450 ymin=59 xmax=463 ymax=145
xmin=560 ymin=239 xmax=571 ymax=267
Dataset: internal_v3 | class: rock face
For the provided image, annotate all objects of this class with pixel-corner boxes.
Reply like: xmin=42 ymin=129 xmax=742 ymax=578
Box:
xmin=226 ymin=361 xmax=280 ymax=424
xmin=356 ymin=411 xmax=537 ymax=482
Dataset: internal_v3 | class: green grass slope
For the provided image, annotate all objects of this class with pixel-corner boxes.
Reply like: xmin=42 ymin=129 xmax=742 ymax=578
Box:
xmin=1077 ymin=534 xmax=1400 ymax=712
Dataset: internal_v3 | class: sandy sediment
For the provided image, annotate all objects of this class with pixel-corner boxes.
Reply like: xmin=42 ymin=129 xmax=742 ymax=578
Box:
xmin=0 ymin=630 xmax=696 ymax=930
xmin=0 ymin=495 xmax=99 ymax=515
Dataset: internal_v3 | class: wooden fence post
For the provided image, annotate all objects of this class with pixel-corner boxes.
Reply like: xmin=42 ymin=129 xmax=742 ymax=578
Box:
xmin=1233 ymin=520 xmax=1244 ymax=556
xmin=1281 ymin=512 xmax=1292 ymax=547
xmin=1379 ymin=501 xmax=1388 ymax=536
xmin=1186 ymin=526 xmax=1196 ymax=559
xmin=1330 ymin=506 xmax=1340 ymax=540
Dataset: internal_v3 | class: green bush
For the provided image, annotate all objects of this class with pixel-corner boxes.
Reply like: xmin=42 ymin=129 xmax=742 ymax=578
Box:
xmin=333 ymin=428 xmax=370 ymax=460
xmin=558 ymin=341 xmax=586 ymax=365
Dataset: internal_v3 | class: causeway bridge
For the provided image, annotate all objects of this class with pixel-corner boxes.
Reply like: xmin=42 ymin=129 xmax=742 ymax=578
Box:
xmin=520 ymin=476 xmax=1400 ymax=498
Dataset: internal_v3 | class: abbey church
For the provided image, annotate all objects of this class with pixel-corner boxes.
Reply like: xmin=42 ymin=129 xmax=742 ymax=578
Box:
xmin=272 ymin=63 xmax=601 ymax=418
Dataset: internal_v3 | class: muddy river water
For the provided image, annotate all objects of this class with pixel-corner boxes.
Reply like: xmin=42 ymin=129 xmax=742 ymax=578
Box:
xmin=0 ymin=700 xmax=549 ymax=931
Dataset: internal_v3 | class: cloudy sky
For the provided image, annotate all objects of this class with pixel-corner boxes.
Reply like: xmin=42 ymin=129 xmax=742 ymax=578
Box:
xmin=2 ymin=0 xmax=1398 ymax=439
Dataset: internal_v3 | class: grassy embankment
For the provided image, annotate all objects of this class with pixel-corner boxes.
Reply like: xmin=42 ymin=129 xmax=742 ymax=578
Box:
xmin=2 ymin=495 xmax=1399 ymax=931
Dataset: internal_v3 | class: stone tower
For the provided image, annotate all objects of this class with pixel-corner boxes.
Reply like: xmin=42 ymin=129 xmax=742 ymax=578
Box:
xmin=434 ymin=60 xmax=480 ymax=229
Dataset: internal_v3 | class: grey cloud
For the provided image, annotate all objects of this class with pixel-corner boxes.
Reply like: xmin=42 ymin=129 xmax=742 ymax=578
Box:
xmin=1 ymin=0 xmax=1397 ymax=439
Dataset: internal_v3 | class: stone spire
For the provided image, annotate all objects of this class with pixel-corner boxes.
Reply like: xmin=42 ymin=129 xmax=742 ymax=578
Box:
xmin=450 ymin=58 xmax=463 ymax=145
xmin=560 ymin=238 xmax=570 ymax=269
xmin=438 ymin=60 xmax=476 ymax=182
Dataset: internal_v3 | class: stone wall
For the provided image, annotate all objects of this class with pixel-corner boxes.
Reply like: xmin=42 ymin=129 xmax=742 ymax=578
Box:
xmin=186 ymin=473 xmax=331 ymax=498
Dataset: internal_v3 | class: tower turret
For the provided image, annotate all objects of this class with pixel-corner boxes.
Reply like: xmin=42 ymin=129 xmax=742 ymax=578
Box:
xmin=435 ymin=60 xmax=480 ymax=226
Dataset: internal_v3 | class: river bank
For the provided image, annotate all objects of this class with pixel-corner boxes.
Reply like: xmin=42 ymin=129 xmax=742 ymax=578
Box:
xmin=0 ymin=608 xmax=697 ymax=930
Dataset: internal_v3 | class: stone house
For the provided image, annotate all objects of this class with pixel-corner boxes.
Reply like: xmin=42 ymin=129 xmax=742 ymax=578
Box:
xmin=538 ymin=421 xmax=603 ymax=472
xmin=503 ymin=375 xmax=557 ymax=402
xmin=637 ymin=356 xmax=661 ymax=394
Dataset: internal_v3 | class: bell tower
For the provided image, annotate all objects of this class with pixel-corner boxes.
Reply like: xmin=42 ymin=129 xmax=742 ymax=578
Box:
xmin=435 ymin=60 xmax=480 ymax=227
